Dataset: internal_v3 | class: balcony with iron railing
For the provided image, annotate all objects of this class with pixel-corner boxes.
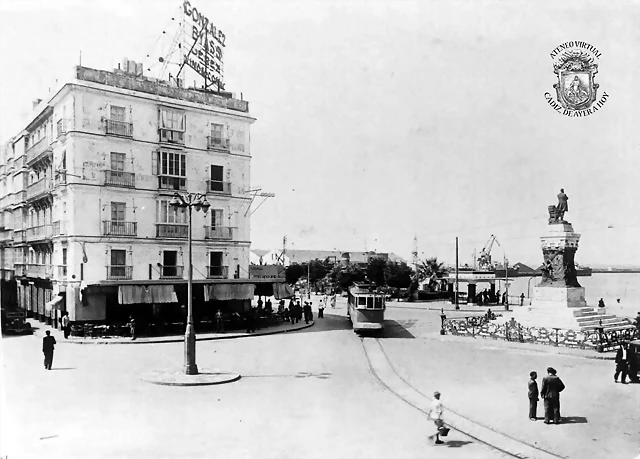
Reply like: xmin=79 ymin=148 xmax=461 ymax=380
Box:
xmin=204 ymin=226 xmax=234 ymax=240
xmin=25 ymin=264 xmax=53 ymax=278
xmin=160 ymin=265 xmax=184 ymax=279
xmin=105 ymin=170 xmax=135 ymax=188
xmin=105 ymin=119 xmax=133 ymax=137
xmin=159 ymin=128 xmax=185 ymax=145
xmin=26 ymin=178 xmax=53 ymax=200
xmin=57 ymin=265 xmax=67 ymax=277
xmin=106 ymin=265 xmax=133 ymax=280
xmin=207 ymin=265 xmax=229 ymax=279
xmin=26 ymin=137 xmax=53 ymax=164
xmin=103 ymin=221 xmax=137 ymax=237
xmin=26 ymin=224 xmax=53 ymax=241
xmin=156 ymin=223 xmax=188 ymax=238
xmin=207 ymin=180 xmax=231 ymax=195
xmin=207 ymin=136 xmax=230 ymax=151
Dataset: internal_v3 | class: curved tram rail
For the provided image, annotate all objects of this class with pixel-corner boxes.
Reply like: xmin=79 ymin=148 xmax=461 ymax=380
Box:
xmin=347 ymin=283 xmax=386 ymax=334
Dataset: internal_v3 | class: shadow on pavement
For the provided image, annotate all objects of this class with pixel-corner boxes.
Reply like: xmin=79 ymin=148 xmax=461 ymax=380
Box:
xmin=380 ymin=320 xmax=415 ymax=339
xmin=445 ymin=440 xmax=473 ymax=448
xmin=303 ymin=314 xmax=353 ymax=333
xmin=52 ymin=368 xmax=76 ymax=371
xmin=561 ymin=416 xmax=588 ymax=424
xmin=1 ymin=332 xmax=35 ymax=339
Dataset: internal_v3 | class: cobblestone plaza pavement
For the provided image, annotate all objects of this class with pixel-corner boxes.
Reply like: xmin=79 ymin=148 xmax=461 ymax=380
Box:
xmin=2 ymin=296 xmax=638 ymax=458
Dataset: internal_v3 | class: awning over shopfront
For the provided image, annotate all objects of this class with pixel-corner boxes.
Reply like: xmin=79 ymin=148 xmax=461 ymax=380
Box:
xmin=273 ymin=283 xmax=294 ymax=300
xmin=204 ymin=284 xmax=255 ymax=301
xmin=45 ymin=296 xmax=64 ymax=312
xmin=118 ymin=285 xmax=178 ymax=305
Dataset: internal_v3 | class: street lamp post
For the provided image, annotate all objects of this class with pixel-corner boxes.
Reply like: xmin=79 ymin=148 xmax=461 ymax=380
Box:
xmin=170 ymin=192 xmax=210 ymax=375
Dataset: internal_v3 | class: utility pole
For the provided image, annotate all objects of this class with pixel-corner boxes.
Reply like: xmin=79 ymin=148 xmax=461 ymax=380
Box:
xmin=504 ymin=255 xmax=509 ymax=311
xmin=455 ymin=237 xmax=459 ymax=310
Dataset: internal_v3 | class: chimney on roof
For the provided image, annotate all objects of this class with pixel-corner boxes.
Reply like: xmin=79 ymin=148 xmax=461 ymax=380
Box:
xmin=32 ymin=98 xmax=42 ymax=110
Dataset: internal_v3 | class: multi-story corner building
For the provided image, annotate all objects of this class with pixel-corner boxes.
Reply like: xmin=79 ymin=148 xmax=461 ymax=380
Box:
xmin=0 ymin=62 xmax=276 ymax=329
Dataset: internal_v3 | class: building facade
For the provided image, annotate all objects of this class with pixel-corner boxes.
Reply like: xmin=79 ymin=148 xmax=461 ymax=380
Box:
xmin=0 ymin=63 xmax=267 ymax=328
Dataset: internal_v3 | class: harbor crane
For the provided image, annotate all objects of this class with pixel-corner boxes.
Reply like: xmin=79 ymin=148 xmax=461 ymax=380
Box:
xmin=477 ymin=234 xmax=500 ymax=270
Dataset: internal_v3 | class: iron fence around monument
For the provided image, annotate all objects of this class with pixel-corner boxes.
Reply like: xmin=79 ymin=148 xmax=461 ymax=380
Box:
xmin=440 ymin=314 xmax=639 ymax=352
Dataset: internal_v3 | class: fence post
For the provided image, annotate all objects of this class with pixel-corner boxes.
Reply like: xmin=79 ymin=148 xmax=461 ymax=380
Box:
xmin=553 ymin=327 xmax=560 ymax=347
xmin=440 ymin=309 xmax=447 ymax=335
xmin=596 ymin=325 xmax=604 ymax=353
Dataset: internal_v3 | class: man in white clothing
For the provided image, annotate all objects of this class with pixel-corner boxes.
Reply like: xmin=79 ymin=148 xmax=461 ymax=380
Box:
xmin=427 ymin=391 xmax=445 ymax=445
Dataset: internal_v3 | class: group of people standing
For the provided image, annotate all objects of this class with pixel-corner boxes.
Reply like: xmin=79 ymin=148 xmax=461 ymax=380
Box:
xmin=528 ymin=367 xmax=566 ymax=424
xmin=614 ymin=342 xmax=638 ymax=384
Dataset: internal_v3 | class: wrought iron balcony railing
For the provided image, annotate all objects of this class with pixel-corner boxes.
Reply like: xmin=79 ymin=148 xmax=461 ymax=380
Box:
xmin=156 ymin=224 xmax=188 ymax=238
xmin=207 ymin=135 xmax=230 ymax=151
xmin=207 ymin=265 xmax=229 ymax=279
xmin=105 ymin=119 xmax=133 ymax=137
xmin=103 ymin=221 xmax=137 ymax=237
xmin=204 ymin=226 xmax=234 ymax=240
xmin=207 ymin=180 xmax=231 ymax=194
xmin=159 ymin=128 xmax=184 ymax=144
xmin=104 ymin=170 xmax=135 ymax=188
xmin=160 ymin=265 xmax=184 ymax=279
xmin=106 ymin=265 xmax=133 ymax=280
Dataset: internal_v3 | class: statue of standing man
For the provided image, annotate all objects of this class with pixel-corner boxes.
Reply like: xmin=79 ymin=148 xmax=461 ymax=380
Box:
xmin=556 ymin=188 xmax=569 ymax=222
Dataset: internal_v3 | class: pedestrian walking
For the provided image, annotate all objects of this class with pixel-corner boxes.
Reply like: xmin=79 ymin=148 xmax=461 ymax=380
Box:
xmin=330 ymin=294 xmax=337 ymax=309
xmin=61 ymin=311 xmax=71 ymax=339
xmin=540 ymin=367 xmax=565 ymax=424
xmin=427 ymin=391 xmax=445 ymax=445
xmin=295 ymin=301 xmax=302 ymax=323
xmin=42 ymin=330 xmax=56 ymax=370
xmin=318 ymin=303 xmax=325 ymax=318
xmin=303 ymin=302 xmax=311 ymax=324
xmin=520 ymin=293 xmax=525 ymax=306
xmin=528 ymin=371 xmax=539 ymax=421
xmin=215 ymin=309 xmax=224 ymax=333
xmin=614 ymin=343 xmax=630 ymax=384
xmin=128 ymin=316 xmax=137 ymax=340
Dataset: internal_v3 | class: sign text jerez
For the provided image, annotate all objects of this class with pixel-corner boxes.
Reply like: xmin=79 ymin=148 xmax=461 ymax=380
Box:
xmin=183 ymin=1 xmax=225 ymax=89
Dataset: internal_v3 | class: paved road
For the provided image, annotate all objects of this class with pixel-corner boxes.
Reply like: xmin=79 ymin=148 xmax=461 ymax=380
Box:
xmin=1 ymin=302 xmax=501 ymax=459
xmin=380 ymin=304 xmax=640 ymax=459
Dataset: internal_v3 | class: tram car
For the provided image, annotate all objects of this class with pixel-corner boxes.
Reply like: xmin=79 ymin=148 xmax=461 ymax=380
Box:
xmin=347 ymin=283 xmax=386 ymax=333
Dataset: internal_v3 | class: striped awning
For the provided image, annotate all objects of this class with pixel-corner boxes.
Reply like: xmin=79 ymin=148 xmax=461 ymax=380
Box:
xmin=118 ymin=285 xmax=178 ymax=305
xmin=204 ymin=284 xmax=255 ymax=301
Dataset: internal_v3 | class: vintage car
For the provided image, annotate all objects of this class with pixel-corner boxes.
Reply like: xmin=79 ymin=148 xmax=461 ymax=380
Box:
xmin=1 ymin=308 xmax=33 ymax=334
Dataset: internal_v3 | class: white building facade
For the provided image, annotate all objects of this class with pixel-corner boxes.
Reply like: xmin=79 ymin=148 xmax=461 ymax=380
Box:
xmin=0 ymin=64 xmax=266 ymax=328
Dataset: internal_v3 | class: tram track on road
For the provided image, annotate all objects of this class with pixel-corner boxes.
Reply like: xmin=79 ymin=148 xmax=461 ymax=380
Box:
xmin=360 ymin=337 xmax=566 ymax=459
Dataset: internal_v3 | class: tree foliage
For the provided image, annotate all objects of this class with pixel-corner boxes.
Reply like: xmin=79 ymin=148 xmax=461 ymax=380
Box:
xmin=385 ymin=262 xmax=414 ymax=290
xmin=285 ymin=263 xmax=306 ymax=285
xmin=329 ymin=264 xmax=366 ymax=291
xmin=416 ymin=257 xmax=448 ymax=292
xmin=366 ymin=257 xmax=388 ymax=287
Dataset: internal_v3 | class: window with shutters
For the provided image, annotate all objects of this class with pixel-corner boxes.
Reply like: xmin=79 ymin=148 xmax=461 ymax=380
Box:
xmin=154 ymin=151 xmax=186 ymax=190
xmin=156 ymin=200 xmax=187 ymax=224
xmin=109 ymin=249 xmax=129 ymax=279
xmin=111 ymin=202 xmax=125 ymax=222
xmin=210 ymin=209 xmax=223 ymax=228
xmin=110 ymin=153 xmax=125 ymax=171
xmin=208 ymin=123 xmax=229 ymax=150
xmin=159 ymin=107 xmax=185 ymax=144
xmin=110 ymin=106 xmax=126 ymax=122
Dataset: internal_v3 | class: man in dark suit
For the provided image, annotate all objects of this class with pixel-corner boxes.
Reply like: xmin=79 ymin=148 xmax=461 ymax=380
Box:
xmin=42 ymin=330 xmax=57 ymax=370
xmin=540 ymin=367 xmax=565 ymax=424
xmin=615 ymin=343 xmax=630 ymax=384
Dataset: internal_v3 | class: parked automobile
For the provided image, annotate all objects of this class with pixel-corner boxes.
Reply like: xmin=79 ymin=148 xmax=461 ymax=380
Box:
xmin=1 ymin=308 xmax=32 ymax=334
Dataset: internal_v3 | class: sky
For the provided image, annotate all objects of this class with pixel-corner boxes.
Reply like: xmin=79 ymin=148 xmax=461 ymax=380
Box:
xmin=1 ymin=0 xmax=639 ymax=267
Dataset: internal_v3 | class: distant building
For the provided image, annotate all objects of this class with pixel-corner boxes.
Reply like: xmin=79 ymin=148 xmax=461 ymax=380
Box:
xmin=253 ymin=249 xmax=407 ymax=268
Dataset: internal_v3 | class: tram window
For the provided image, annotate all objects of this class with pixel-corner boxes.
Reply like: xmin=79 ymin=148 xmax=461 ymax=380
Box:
xmin=358 ymin=296 xmax=367 ymax=306
xmin=375 ymin=297 xmax=383 ymax=309
xmin=367 ymin=297 xmax=374 ymax=308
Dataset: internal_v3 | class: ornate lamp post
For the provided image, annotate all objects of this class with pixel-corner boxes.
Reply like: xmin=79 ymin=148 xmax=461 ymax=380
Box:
xmin=169 ymin=192 xmax=210 ymax=375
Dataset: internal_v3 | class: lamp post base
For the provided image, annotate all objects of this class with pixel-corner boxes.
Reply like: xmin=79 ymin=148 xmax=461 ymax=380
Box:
xmin=184 ymin=323 xmax=198 ymax=375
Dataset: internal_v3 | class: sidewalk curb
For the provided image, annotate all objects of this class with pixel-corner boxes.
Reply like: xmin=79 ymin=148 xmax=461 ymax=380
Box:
xmin=361 ymin=338 xmax=565 ymax=459
xmin=29 ymin=320 xmax=314 ymax=345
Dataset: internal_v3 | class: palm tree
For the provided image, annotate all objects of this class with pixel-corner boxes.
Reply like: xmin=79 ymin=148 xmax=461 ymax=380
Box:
xmin=416 ymin=257 xmax=447 ymax=292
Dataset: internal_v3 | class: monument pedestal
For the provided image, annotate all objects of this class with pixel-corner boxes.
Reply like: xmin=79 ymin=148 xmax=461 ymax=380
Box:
xmin=511 ymin=286 xmax=589 ymax=329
